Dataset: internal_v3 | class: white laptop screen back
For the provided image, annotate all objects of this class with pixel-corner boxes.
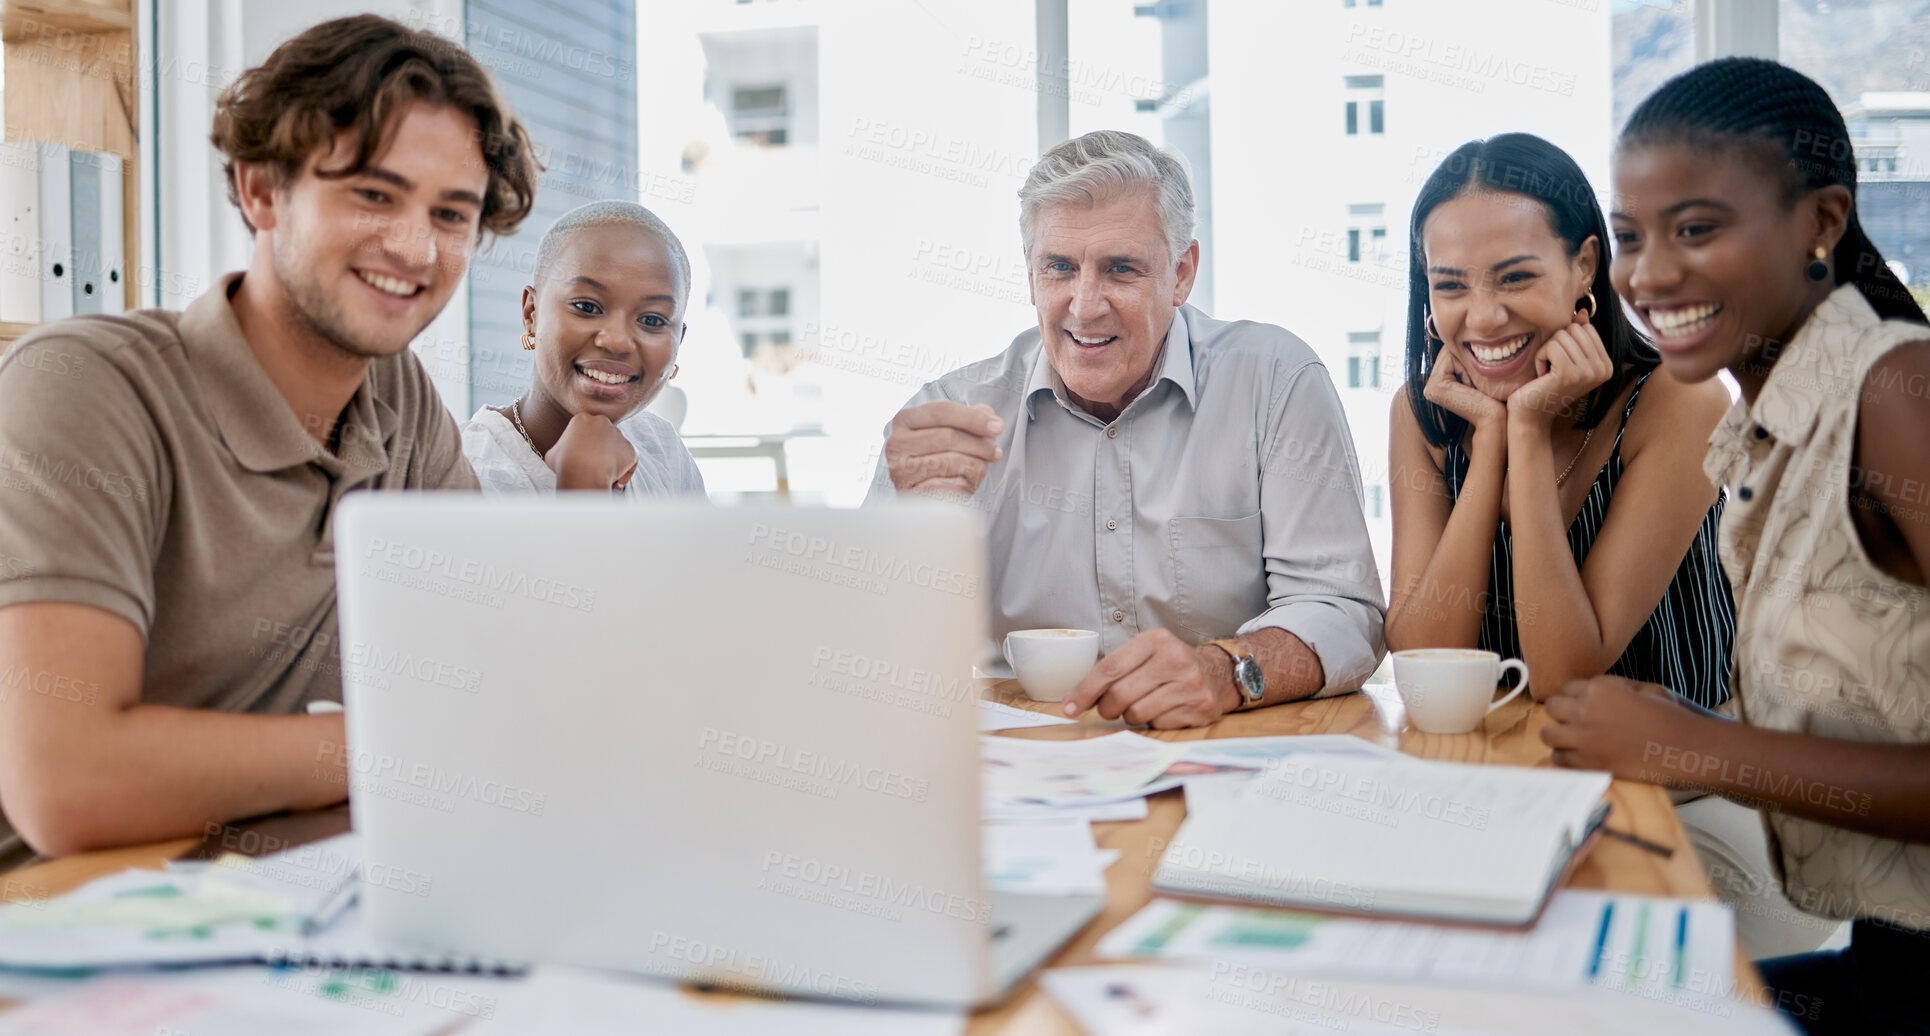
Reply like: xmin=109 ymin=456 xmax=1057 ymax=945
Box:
xmin=334 ymin=497 xmax=991 ymax=1004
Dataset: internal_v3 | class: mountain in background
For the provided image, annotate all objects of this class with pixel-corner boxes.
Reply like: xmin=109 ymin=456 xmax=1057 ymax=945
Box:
xmin=1615 ymin=0 xmax=1930 ymax=127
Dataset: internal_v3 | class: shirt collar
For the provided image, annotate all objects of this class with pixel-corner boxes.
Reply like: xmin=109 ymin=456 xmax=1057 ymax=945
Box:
xmin=1703 ymin=284 xmax=1873 ymax=488
xmin=180 ymin=272 xmax=397 ymax=478
xmin=1023 ymin=305 xmax=1199 ymax=421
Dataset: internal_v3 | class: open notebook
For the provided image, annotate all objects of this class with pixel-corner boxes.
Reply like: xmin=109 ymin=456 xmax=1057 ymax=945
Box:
xmin=1153 ymin=753 xmax=1611 ymax=926
xmin=0 ymin=834 xmax=523 ymax=975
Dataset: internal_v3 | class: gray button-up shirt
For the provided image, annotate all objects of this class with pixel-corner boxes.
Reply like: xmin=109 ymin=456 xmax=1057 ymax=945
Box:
xmin=866 ymin=304 xmax=1386 ymax=696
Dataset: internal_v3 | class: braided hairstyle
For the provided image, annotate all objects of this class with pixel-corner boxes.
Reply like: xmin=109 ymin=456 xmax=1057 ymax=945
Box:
xmin=1621 ymin=57 xmax=1926 ymax=325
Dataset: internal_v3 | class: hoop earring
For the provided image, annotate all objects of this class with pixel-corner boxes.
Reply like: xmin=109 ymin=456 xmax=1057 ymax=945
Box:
xmin=1576 ymin=292 xmax=1597 ymax=319
xmin=661 ymin=364 xmax=679 ymax=382
xmin=1425 ymin=312 xmax=1442 ymax=341
xmin=521 ymin=331 xmax=536 ymax=351
xmin=1806 ymin=245 xmax=1830 ymax=282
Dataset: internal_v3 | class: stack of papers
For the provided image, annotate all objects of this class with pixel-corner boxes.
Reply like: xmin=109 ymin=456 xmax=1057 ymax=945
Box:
xmin=981 ymin=731 xmax=1397 ymax=810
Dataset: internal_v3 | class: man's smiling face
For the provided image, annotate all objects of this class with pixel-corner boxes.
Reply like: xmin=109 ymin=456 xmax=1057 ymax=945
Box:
xmin=263 ymin=100 xmax=489 ymax=359
xmin=1028 ymin=185 xmax=1197 ymax=419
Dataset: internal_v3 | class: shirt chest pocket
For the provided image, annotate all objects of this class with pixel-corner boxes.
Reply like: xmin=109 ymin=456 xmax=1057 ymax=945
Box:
xmin=1167 ymin=511 xmax=1265 ymax=640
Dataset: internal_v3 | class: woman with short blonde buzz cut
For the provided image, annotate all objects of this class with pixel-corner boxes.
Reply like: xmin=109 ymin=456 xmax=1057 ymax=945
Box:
xmin=463 ymin=200 xmax=706 ymax=497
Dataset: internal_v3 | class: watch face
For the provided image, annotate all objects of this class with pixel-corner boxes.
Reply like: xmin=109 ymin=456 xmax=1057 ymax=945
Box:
xmin=1235 ymin=656 xmax=1265 ymax=701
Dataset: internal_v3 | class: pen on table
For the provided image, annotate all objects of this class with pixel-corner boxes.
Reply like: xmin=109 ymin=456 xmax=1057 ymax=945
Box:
xmin=303 ymin=867 xmax=361 ymax=937
xmin=1601 ymin=825 xmax=1674 ymax=858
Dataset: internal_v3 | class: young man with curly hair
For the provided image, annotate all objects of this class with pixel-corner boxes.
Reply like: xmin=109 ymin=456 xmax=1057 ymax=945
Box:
xmin=0 ymin=15 xmax=540 ymax=866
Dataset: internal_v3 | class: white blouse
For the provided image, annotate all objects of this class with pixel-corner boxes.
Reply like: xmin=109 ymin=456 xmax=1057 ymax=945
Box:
xmin=461 ymin=406 xmax=707 ymax=499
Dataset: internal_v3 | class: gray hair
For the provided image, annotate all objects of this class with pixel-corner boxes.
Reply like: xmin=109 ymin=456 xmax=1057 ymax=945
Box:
xmin=1018 ymin=130 xmax=1196 ymax=263
xmin=532 ymin=199 xmax=692 ymax=307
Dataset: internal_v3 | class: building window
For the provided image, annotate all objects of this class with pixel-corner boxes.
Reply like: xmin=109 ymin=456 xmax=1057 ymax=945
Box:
xmin=737 ymin=287 xmax=791 ymax=317
xmin=730 ymin=84 xmax=789 ymax=147
xmin=1345 ymin=76 xmax=1385 ymax=136
xmin=1346 ymin=204 xmax=1386 ymax=265
xmin=1347 ymin=330 xmax=1382 ymax=389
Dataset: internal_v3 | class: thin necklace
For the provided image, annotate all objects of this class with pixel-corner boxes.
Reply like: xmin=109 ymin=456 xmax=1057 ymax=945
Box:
xmin=503 ymin=398 xmax=544 ymax=460
xmin=1554 ymin=426 xmax=1594 ymax=487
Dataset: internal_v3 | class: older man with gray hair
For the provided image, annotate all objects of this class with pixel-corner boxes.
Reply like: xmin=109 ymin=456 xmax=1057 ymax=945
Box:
xmin=868 ymin=130 xmax=1384 ymax=729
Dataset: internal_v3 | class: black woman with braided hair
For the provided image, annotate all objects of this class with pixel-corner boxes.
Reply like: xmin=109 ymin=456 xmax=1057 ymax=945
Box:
xmin=1540 ymin=57 xmax=1930 ymax=1034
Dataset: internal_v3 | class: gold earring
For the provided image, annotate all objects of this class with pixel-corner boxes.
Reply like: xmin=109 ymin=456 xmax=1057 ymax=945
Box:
xmin=1806 ymin=246 xmax=1830 ymax=283
xmin=1425 ymin=312 xmax=1442 ymax=341
xmin=521 ymin=332 xmax=536 ymax=351
xmin=1577 ymin=292 xmax=1597 ymax=319
xmin=667 ymin=364 xmax=679 ymax=380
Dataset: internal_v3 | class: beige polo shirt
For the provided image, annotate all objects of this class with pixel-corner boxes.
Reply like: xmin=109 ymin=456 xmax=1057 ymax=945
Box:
xmin=0 ymin=273 xmax=478 ymax=869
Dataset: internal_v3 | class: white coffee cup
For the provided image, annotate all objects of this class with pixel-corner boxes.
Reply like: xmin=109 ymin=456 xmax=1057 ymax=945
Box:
xmin=1003 ymin=628 xmax=1099 ymax=703
xmin=1391 ymin=649 xmax=1530 ymax=734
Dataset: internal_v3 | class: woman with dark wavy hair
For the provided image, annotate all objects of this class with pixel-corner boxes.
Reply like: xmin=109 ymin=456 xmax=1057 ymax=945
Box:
xmin=1543 ymin=58 xmax=1930 ymax=1034
xmin=1387 ymin=133 xmax=1735 ymax=710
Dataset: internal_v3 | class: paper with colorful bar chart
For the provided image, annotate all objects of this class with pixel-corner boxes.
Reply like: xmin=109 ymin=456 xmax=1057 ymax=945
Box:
xmin=1098 ymin=890 xmax=1740 ymax=1004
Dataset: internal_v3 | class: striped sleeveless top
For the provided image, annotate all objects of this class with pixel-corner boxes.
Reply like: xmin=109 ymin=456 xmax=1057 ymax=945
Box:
xmin=1443 ymin=371 xmax=1737 ymax=709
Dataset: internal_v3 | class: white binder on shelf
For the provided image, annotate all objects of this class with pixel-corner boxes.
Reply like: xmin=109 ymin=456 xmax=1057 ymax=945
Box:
xmin=0 ymin=141 xmax=41 ymax=324
xmin=36 ymin=142 xmax=73 ymax=322
xmin=69 ymin=150 xmax=102 ymax=316
xmin=89 ymin=152 xmax=125 ymax=315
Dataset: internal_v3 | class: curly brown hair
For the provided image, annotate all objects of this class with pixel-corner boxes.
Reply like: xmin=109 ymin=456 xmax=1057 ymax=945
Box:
xmin=210 ymin=14 xmax=540 ymax=239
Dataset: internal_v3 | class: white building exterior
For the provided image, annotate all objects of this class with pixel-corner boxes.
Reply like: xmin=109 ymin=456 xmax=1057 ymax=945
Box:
xmin=1209 ymin=0 xmax=1615 ymax=570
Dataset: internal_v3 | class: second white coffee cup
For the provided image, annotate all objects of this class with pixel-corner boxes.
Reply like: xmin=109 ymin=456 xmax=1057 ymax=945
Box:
xmin=1391 ymin=648 xmax=1529 ymax=734
xmin=1004 ymin=628 xmax=1099 ymax=702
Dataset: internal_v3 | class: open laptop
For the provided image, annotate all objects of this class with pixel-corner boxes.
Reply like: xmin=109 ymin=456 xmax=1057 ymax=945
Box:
xmin=332 ymin=496 xmax=1101 ymax=1007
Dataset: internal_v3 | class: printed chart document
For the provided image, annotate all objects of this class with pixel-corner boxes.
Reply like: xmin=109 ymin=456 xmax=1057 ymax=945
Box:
xmin=981 ymin=731 xmax=1191 ymax=805
xmin=981 ymin=732 xmax=1399 ymax=807
xmin=0 ymin=967 xmax=519 ymax=1036
xmin=1042 ymin=964 xmax=1801 ymax=1036
xmin=1153 ymin=753 xmax=1611 ymax=925
xmin=981 ymin=820 xmax=1117 ymax=896
xmin=1098 ymin=891 xmax=1737 ymax=1003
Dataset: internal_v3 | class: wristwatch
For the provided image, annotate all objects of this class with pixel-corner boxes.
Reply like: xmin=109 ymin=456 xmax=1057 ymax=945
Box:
xmin=1208 ymin=639 xmax=1266 ymax=709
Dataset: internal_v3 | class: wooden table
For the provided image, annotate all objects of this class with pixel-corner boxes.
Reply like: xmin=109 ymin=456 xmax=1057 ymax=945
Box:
xmin=1 ymin=681 xmax=1756 ymax=1033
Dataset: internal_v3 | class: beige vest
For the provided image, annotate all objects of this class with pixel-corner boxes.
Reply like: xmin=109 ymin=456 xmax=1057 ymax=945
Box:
xmin=1706 ymin=285 xmax=1930 ymax=930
